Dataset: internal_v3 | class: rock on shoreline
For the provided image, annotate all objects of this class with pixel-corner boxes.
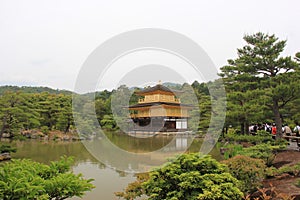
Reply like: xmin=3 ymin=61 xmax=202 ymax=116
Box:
xmin=0 ymin=153 xmax=11 ymax=161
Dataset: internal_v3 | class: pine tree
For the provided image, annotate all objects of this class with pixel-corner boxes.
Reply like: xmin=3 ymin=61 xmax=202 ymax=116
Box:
xmin=220 ymin=33 xmax=300 ymax=137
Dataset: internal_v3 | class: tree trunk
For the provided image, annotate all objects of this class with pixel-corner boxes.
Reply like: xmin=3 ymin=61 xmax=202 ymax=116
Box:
xmin=240 ymin=121 xmax=249 ymax=135
xmin=0 ymin=116 xmax=7 ymax=138
xmin=240 ymin=123 xmax=244 ymax=134
xmin=65 ymin=122 xmax=70 ymax=133
xmin=272 ymin=100 xmax=282 ymax=139
xmin=0 ymin=123 xmax=4 ymax=138
xmin=245 ymin=121 xmax=249 ymax=135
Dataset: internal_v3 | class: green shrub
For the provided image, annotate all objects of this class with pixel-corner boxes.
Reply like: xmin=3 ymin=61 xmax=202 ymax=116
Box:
xmin=41 ymin=126 xmax=49 ymax=134
xmin=224 ymin=132 xmax=272 ymax=144
xmin=222 ymin=143 xmax=285 ymax=167
xmin=100 ymin=115 xmax=118 ymax=130
xmin=256 ymin=130 xmax=271 ymax=136
xmin=222 ymin=155 xmax=266 ymax=193
xmin=265 ymin=166 xmax=278 ymax=178
xmin=282 ymin=163 xmax=300 ymax=176
xmin=233 ymin=129 xmax=241 ymax=134
xmin=0 ymin=145 xmax=16 ymax=153
xmin=12 ymin=134 xmax=27 ymax=141
xmin=143 ymin=153 xmax=243 ymax=200
xmin=115 ymin=173 xmax=149 ymax=200
xmin=240 ymin=143 xmax=284 ymax=166
xmin=223 ymin=144 xmax=243 ymax=159
xmin=0 ymin=156 xmax=94 ymax=199
xmin=269 ymin=138 xmax=289 ymax=147
xmin=267 ymin=162 xmax=300 ymax=178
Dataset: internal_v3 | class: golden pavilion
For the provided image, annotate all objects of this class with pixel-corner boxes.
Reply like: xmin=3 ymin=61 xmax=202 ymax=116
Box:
xmin=128 ymin=83 xmax=193 ymax=132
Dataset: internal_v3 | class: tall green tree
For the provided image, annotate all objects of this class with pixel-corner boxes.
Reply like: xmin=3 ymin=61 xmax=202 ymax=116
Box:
xmin=285 ymin=52 xmax=300 ymax=125
xmin=225 ymin=89 xmax=266 ymax=134
xmin=220 ymin=32 xmax=300 ymax=137
xmin=110 ymin=85 xmax=132 ymax=131
xmin=191 ymin=81 xmax=212 ymax=132
xmin=36 ymin=93 xmax=60 ymax=130
xmin=0 ymin=92 xmax=40 ymax=137
xmin=295 ymin=52 xmax=300 ymax=62
xmin=55 ymin=94 xmax=73 ymax=133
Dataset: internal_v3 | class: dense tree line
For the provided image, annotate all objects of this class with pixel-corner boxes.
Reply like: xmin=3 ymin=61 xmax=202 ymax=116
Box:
xmin=0 ymin=91 xmax=74 ymax=137
xmin=0 ymin=86 xmax=72 ymax=95
xmin=0 ymin=82 xmax=211 ymax=138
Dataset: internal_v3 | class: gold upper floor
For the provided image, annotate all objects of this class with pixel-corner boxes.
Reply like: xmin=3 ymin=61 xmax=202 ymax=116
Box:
xmin=139 ymin=94 xmax=180 ymax=104
xmin=130 ymin=106 xmax=189 ymax=118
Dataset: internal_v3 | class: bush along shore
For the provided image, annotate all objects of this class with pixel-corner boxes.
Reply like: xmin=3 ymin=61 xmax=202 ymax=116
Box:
xmin=0 ymin=145 xmax=16 ymax=161
xmin=0 ymin=129 xmax=84 ymax=142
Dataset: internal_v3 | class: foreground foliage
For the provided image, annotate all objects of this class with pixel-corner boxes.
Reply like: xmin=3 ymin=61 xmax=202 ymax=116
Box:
xmin=117 ymin=153 xmax=243 ymax=200
xmin=223 ymin=130 xmax=273 ymax=144
xmin=115 ymin=173 xmax=149 ymax=200
xmin=0 ymin=156 xmax=94 ymax=200
xmin=239 ymin=143 xmax=285 ymax=167
xmin=244 ymin=184 xmax=295 ymax=200
xmin=222 ymin=155 xmax=266 ymax=194
xmin=266 ymin=162 xmax=300 ymax=178
xmin=222 ymin=142 xmax=286 ymax=166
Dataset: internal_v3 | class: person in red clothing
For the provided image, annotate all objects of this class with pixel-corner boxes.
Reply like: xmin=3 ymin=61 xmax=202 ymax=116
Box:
xmin=271 ymin=123 xmax=277 ymax=135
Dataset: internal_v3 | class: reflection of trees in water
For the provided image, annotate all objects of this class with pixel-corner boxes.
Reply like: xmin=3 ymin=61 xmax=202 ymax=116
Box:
xmin=8 ymin=134 xmax=222 ymax=176
xmin=10 ymin=140 xmax=98 ymax=164
xmin=85 ymin=133 xmax=223 ymax=173
xmin=104 ymin=131 xmax=175 ymax=153
xmin=116 ymin=170 xmax=129 ymax=177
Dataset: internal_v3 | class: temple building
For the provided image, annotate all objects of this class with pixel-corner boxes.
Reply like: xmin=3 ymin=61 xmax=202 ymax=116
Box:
xmin=128 ymin=84 xmax=193 ymax=132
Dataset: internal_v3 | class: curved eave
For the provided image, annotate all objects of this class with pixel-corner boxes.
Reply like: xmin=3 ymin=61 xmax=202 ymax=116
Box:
xmin=128 ymin=102 xmax=194 ymax=109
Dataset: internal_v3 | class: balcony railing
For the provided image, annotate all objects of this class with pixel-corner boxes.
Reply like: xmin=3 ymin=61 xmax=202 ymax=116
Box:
xmin=130 ymin=112 xmax=189 ymax=118
xmin=138 ymin=98 xmax=181 ymax=104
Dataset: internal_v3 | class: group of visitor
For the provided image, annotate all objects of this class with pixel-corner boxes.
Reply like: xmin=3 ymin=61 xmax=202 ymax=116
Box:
xmin=249 ymin=122 xmax=300 ymax=137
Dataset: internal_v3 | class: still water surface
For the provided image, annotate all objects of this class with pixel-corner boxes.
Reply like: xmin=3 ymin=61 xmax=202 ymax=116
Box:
xmin=6 ymin=132 xmax=221 ymax=199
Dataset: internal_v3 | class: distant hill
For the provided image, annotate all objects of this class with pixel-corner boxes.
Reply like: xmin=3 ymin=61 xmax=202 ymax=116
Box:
xmin=162 ymin=82 xmax=182 ymax=90
xmin=128 ymin=82 xmax=183 ymax=91
xmin=0 ymin=85 xmax=73 ymax=95
xmin=0 ymin=82 xmax=184 ymax=96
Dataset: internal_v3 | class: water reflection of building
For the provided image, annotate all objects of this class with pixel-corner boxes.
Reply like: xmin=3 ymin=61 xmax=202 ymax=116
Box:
xmin=86 ymin=136 xmax=194 ymax=172
xmin=128 ymin=83 xmax=193 ymax=132
xmin=160 ymin=137 xmax=189 ymax=152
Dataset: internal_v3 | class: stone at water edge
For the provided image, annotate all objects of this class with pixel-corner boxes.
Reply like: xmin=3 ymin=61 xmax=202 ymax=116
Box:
xmin=0 ymin=153 xmax=11 ymax=161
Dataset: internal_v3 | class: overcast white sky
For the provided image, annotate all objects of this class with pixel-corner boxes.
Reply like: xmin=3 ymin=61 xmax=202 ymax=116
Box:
xmin=0 ymin=0 xmax=299 ymax=91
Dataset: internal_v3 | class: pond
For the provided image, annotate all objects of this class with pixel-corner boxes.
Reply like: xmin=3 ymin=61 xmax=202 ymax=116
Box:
xmin=4 ymin=132 xmax=222 ymax=199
